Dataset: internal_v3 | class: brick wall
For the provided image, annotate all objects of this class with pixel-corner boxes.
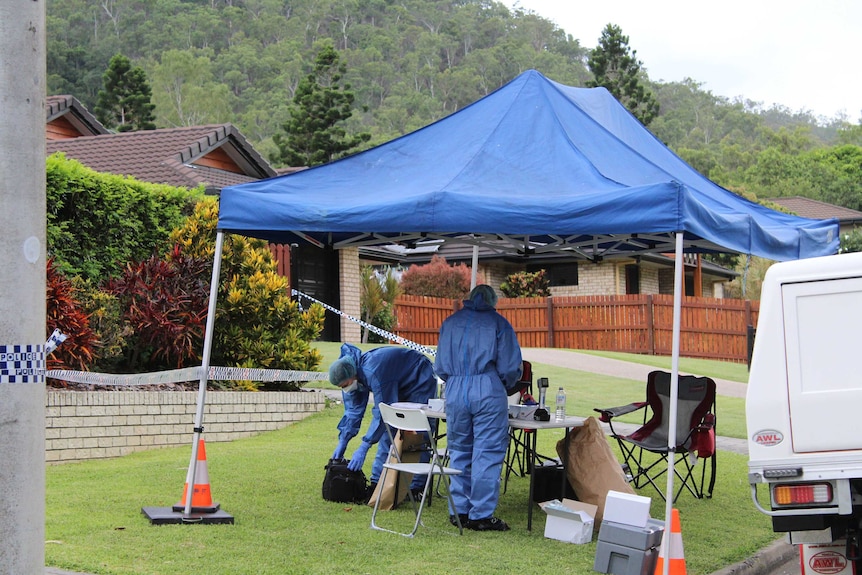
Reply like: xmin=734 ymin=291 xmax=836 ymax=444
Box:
xmin=45 ymin=390 xmax=326 ymax=463
xmin=340 ymin=247 xmax=362 ymax=343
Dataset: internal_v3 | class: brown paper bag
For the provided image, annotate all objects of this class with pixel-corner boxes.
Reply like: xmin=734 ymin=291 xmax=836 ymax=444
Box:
xmin=367 ymin=431 xmax=426 ymax=510
xmin=556 ymin=416 xmax=635 ymax=524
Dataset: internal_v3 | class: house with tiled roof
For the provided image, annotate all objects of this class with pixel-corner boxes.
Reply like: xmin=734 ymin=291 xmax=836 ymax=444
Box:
xmin=46 ymin=95 xmax=109 ymax=140
xmin=42 ymin=96 xmax=357 ymax=339
xmin=768 ymin=196 xmax=862 ymax=237
xmin=46 ymin=120 xmax=277 ymax=191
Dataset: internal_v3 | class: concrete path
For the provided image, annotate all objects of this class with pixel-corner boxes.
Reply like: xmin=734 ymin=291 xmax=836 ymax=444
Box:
xmin=521 ymin=347 xmax=748 ymax=398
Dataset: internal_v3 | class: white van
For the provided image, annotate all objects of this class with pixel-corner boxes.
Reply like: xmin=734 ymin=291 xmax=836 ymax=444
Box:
xmin=747 ymin=251 xmax=862 ymax=549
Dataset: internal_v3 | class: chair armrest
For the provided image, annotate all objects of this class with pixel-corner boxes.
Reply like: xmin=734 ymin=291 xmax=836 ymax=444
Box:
xmin=593 ymin=401 xmax=647 ymax=422
xmin=695 ymin=412 xmax=716 ymax=432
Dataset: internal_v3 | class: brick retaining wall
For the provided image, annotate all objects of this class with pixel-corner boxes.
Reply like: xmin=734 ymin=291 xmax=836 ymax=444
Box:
xmin=45 ymin=390 xmax=326 ymax=463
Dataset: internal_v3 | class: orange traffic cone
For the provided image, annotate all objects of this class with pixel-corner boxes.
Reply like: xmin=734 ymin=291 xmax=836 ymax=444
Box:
xmin=654 ymin=508 xmax=687 ymax=575
xmin=173 ymin=439 xmax=220 ymax=513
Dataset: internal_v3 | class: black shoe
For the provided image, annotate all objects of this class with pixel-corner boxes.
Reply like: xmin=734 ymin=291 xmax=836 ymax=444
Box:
xmin=466 ymin=516 xmax=510 ymax=531
xmin=449 ymin=513 xmax=468 ymax=527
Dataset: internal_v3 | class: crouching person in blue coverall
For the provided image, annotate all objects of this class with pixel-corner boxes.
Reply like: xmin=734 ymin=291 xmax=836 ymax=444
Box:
xmin=435 ymin=285 xmax=522 ymax=531
xmin=329 ymin=343 xmax=437 ymax=501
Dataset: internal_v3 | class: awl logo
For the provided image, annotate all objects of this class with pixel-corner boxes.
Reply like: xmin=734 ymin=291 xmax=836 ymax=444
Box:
xmin=752 ymin=429 xmax=784 ymax=446
xmin=808 ymin=550 xmax=847 ymax=574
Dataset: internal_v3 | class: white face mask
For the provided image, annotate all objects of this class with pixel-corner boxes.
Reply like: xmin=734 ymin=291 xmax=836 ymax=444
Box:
xmin=341 ymin=381 xmax=359 ymax=394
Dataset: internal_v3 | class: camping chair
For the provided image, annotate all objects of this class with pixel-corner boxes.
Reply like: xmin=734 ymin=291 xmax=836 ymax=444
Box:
xmin=594 ymin=370 xmax=717 ymax=502
xmin=371 ymin=403 xmax=463 ymax=537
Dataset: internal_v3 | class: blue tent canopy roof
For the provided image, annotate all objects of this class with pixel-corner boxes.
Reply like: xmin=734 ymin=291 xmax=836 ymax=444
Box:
xmin=218 ymin=70 xmax=838 ymax=261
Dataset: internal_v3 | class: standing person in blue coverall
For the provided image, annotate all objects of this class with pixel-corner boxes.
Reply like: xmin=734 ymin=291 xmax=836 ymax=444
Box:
xmin=435 ymin=284 xmax=522 ymax=531
xmin=328 ymin=343 xmax=437 ymax=500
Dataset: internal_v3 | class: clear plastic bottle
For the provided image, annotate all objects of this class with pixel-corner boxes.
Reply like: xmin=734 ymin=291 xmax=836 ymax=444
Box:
xmin=555 ymin=387 xmax=566 ymax=421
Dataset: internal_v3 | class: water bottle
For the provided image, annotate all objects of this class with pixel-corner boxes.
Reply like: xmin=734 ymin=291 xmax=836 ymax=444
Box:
xmin=555 ymin=387 xmax=566 ymax=422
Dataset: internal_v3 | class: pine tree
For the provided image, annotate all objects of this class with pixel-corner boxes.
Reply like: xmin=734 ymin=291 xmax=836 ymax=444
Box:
xmin=95 ymin=53 xmax=156 ymax=132
xmin=587 ymin=24 xmax=659 ymax=126
xmin=271 ymin=42 xmax=371 ymax=167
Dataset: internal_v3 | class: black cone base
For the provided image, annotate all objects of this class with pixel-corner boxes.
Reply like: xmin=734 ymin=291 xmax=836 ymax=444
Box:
xmin=142 ymin=506 xmax=234 ymax=525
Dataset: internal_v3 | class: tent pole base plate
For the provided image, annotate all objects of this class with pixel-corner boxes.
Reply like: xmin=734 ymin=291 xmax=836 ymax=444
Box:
xmin=141 ymin=506 xmax=234 ymax=525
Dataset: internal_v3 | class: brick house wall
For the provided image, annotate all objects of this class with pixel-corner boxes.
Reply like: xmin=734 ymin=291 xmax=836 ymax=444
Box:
xmin=340 ymin=247 xmax=362 ymax=343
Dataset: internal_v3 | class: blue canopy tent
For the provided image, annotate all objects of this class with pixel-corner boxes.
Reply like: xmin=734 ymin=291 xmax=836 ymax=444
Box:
xmin=192 ymin=70 xmax=837 ymax=546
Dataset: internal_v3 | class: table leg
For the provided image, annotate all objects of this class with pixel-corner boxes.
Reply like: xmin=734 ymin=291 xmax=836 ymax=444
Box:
xmin=527 ymin=428 xmax=537 ymax=531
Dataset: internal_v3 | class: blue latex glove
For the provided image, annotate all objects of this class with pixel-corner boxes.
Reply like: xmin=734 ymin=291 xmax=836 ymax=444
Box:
xmin=332 ymin=437 xmax=350 ymax=460
xmin=347 ymin=441 xmax=371 ymax=472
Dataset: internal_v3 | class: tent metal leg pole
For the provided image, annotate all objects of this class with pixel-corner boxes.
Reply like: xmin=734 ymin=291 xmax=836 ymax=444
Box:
xmin=183 ymin=230 xmax=225 ymax=515
xmin=471 ymin=245 xmax=479 ymax=289
xmin=661 ymin=232 xmax=685 ymax=575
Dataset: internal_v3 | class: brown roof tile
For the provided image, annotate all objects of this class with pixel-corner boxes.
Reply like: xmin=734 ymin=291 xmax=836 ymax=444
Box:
xmin=46 ymin=95 xmax=109 ymax=138
xmin=46 ymin=123 xmax=276 ymax=189
xmin=768 ymin=196 xmax=862 ymax=222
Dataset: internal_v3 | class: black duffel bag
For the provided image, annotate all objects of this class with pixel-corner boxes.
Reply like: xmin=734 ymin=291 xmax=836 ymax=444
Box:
xmin=322 ymin=458 xmax=368 ymax=503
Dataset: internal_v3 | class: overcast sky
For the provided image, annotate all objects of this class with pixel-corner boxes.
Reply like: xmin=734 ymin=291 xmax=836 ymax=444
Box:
xmin=507 ymin=0 xmax=862 ymax=121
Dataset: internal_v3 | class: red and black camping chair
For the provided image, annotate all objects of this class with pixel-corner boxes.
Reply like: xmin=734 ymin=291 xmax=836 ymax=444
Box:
xmin=594 ymin=370 xmax=717 ymax=502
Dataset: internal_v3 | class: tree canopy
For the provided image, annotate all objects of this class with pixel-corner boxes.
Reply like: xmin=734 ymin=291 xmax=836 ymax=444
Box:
xmin=587 ymin=24 xmax=659 ymax=126
xmin=94 ymin=54 xmax=156 ymax=132
xmin=271 ymin=42 xmax=371 ymax=167
xmin=46 ymin=0 xmax=862 ymax=212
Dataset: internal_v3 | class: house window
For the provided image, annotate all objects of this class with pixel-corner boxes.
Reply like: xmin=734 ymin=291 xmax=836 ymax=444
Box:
xmin=527 ymin=263 xmax=578 ymax=287
xmin=625 ymin=264 xmax=640 ymax=294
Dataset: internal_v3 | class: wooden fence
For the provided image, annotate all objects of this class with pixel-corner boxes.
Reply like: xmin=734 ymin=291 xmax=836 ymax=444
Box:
xmin=394 ymin=293 xmax=760 ymax=363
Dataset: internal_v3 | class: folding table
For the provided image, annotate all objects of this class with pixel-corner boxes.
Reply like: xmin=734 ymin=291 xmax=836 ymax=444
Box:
xmin=508 ymin=415 xmax=586 ymax=531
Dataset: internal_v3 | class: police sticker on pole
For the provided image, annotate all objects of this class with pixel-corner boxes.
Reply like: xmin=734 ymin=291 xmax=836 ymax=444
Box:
xmin=0 ymin=344 xmax=45 ymax=384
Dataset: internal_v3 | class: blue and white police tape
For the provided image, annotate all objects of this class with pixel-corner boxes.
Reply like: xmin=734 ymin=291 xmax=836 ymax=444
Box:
xmin=291 ymin=289 xmax=436 ymax=356
xmin=46 ymin=365 xmax=329 ymax=387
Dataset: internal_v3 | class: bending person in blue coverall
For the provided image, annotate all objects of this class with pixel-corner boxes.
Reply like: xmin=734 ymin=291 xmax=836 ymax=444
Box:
xmin=435 ymin=284 xmax=522 ymax=531
xmin=329 ymin=343 xmax=437 ymax=500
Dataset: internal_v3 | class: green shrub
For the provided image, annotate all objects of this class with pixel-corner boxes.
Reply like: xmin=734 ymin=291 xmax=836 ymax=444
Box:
xmin=71 ymin=277 xmax=130 ymax=373
xmin=840 ymin=227 xmax=862 ymax=253
xmin=46 ymin=153 xmax=203 ymax=283
xmin=170 ymin=199 xmax=325 ymax=390
xmin=360 ymin=265 xmax=399 ymax=343
xmin=500 ymin=269 xmax=550 ymax=297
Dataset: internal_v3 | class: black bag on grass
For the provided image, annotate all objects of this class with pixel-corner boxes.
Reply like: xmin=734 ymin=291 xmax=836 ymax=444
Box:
xmin=322 ymin=458 xmax=368 ymax=503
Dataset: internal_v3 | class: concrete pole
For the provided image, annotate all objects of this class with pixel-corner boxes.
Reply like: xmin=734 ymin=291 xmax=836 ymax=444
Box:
xmin=0 ymin=2 xmax=47 ymax=574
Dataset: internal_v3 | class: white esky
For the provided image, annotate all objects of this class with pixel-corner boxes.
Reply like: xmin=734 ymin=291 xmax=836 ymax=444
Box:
xmin=507 ymin=0 xmax=862 ymax=121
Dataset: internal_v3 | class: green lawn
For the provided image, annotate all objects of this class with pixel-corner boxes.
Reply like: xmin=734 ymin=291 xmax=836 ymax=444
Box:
xmin=45 ymin=344 xmax=777 ymax=575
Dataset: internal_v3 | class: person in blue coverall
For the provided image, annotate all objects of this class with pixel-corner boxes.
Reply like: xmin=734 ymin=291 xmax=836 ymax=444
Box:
xmin=435 ymin=284 xmax=522 ymax=531
xmin=329 ymin=343 xmax=437 ymax=499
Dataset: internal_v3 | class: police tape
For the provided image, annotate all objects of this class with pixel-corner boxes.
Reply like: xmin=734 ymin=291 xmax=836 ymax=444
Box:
xmin=45 ymin=365 xmax=329 ymax=387
xmin=292 ymin=289 xmax=436 ymax=356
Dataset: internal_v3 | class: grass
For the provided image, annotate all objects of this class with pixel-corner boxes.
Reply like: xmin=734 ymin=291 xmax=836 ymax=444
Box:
xmin=45 ymin=344 xmax=773 ymax=574
xmin=46 ymin=407 xmax=776 ymax=575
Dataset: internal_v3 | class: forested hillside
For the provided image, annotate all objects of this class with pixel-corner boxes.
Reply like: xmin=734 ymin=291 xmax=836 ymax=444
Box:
xmin=47 ymin=0 xmax=862 ymax=210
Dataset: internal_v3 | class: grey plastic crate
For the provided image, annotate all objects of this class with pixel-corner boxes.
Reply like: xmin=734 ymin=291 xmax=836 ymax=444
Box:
xmin=597 ymin=518 xmax=664 ymax=550
xmin=593 ymin=540 xmax=658 ymax=575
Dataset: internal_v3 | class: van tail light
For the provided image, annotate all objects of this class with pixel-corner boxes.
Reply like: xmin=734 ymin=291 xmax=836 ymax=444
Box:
xmin=772 ymin=483 xmax=833 ymax=507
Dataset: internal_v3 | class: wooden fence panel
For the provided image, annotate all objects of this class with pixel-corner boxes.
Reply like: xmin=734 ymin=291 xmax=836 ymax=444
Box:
xmin=394 ymin=295 xmax=456 ymax=346
xmin=393 ymin=293 xmax=760 ymax=363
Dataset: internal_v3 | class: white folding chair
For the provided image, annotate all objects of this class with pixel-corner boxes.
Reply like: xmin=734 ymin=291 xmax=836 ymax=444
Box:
xmin=371 ymin=403 xmax=463 ymax=537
